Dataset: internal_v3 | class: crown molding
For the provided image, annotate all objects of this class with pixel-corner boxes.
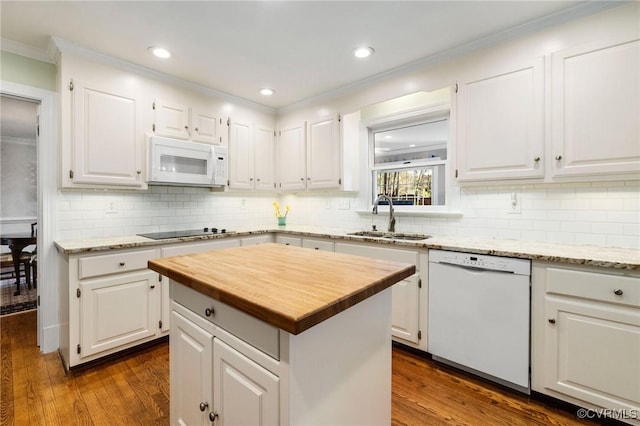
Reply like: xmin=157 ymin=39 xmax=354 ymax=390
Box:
xmin=0 ymin=38 xmax=56 ymax=64
xmin=51 ymin=37 xmax=276 ymax=115
xmin=277 ymin=1 xmax=625 ymax=114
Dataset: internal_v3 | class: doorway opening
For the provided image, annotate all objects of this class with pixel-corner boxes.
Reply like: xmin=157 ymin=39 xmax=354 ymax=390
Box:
xmin=0 ymin=94 xmax=39 ymax=316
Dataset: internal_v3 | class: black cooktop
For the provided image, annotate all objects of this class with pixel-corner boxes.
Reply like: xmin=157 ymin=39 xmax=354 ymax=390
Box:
xmin=138 ymin=228 xmax=233 ymax=240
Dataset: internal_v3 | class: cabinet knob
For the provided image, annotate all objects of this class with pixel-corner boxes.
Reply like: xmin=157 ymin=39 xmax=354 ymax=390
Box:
xmin=199 ymin=402 xmax=209 ymax=412
xmin=534 ymin=157 xmax=540 ymax=162
xmin=613 ymin=288 xmax=623 ymax=296
xmin=184 ymin=125 xmax=189 ymax=130
xmin=205 ymin=307 xmax=215 ymax=317
xmin=555 ymin=155 xmax=562 ymax=161
xmin=307 ymin=177 xmax=311 ymax=180
xmin=300 ymin=178 xmax=304 ymax=181
xmin=209 ymin=411 xmax=219 ymax=422
xmin=150 ymin=285 xmax=155 ymax=289
xmin=195 ymin=127 xmax=199 ymax=132
xmin=548 ymin=318 xmax=556 ymax=324
xmin=119 ymin=262 xmax=125 ymax=267
xmin=256 ymin=178 xmax=261 ymax=182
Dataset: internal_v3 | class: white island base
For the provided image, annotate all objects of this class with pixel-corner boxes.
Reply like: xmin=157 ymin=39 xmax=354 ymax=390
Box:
xmin=170 ymin=281 xmax=393 ymax=426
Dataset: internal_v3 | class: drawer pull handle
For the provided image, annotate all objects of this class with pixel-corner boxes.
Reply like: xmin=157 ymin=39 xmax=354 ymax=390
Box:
xmin=150 ymin=285 xmax=155 ymax=289
xmin=534 ymin=156 xmax=540 ymax=162
xmin=613 ymin=288 xmax=623 ymax=296
xmin=205 ymin=308 xmax=214 ymax=317
xmin=199 ymin=402 xmax=209 ymax=412
xmin=555 ymin=155 xmax=562 ymax=161
xmin=548 ymin=318 xmax=556 ymax=324
xmin=119 ymin=262 xmax=125 ymax=267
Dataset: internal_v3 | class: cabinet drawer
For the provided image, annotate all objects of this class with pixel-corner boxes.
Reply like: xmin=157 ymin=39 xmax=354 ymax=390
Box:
xmin=546 ymin=268 xmax=640 ymax=308
xmin=171 ymin=282 xmax=280 ymax=360
xmin=78 ymin=249 xmax=158 ymax=279
xmin=335 ymin=242 xmax=419 ymax=270
xmin=302 ymin=238 xmax=334 ymax=251
xmin=275 ymin=235 xmax=302 ymax=247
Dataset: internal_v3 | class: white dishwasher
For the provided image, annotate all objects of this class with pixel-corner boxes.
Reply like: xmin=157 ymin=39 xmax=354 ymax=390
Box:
xmin=428 ymin=249 xmax=531 ymax=393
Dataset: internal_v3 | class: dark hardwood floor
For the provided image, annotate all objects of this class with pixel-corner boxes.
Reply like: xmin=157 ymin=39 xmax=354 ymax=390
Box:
xmin=2 ymin=311 xmax=603 ymax=425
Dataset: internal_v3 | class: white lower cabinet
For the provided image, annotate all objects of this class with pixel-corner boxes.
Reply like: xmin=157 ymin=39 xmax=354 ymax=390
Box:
xmin=170 ymin=285 xmax=280 ymax=426
xmin=59 ymin=247 xmax=164 ymax=369
xmin=274 ymin=235 xmax=302 ymax=247
xmin=532 ymin=264 xmax=640 ymax=424
xmin=334 ymin=242 xmax=426 ymax=349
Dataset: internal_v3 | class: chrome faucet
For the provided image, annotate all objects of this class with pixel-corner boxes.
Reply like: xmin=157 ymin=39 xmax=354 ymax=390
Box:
xmin=372 ymin=194 xmax=396 ymax=232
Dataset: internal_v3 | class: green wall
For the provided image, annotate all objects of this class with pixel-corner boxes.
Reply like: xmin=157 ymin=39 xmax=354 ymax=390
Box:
xmin=1 ymin=51 xmax=56 ymax=92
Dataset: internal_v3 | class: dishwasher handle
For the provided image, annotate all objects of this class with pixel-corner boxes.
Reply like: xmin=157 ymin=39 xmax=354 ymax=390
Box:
xmin=437 ymin=261 xmax=516 ymax=274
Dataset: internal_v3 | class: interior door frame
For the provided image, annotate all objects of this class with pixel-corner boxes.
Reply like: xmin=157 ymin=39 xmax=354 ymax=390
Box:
xmin=1 ymin=80 xmax=58 ymax=353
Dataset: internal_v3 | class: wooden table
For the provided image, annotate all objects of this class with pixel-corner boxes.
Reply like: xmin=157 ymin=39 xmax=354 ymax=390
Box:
xmin=1 ymin=233 xmax=36 ymax=295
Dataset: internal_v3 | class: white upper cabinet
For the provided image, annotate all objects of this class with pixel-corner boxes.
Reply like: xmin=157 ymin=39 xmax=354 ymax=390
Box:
xmin=228 ymin=118 xmax=276 ymax=191
xmin=551 ymin=37 xmax=640 ymax=178
xmin=277 ymin=123 xmax=307 ymax=191
xmin=254 ymin=124 xmax=276 ymax=191
xmin=457 ymin=58 xmax=545 ymax=181
xmin=153 ymin=99 xmax=190 ymax=139
xmin=154 ymin=99 xmax=223 ymax=144
xmin=278 ymin=112 xmax=358 ymax=192
xmin=192 ymin=110 xmax=220 ymax=144
xmin=307 ymin=115 xmax=341 ymax=189
xmin=228 ymin=118 xmax=254 ymax=190
xmin=67 ymin=78 xmax=146 ymax=188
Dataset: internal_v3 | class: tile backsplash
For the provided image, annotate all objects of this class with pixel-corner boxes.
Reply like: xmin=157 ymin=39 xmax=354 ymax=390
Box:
xmin=57 ymin=181 xmax=639 ymax=249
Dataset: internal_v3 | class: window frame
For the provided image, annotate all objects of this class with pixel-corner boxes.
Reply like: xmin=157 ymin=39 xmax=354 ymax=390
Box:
xmin=366 ymin=108 xmax=453 ymax=214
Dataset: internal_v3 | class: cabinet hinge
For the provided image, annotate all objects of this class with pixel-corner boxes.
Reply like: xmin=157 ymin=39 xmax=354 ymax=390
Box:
xmin=37 ymin=295 xmax=40 ymax=306
xmin=159 ymin=320 xmax=163 ymax=329
xmin=227 ymin=179 xmax=230 ymax=187
xmin=68 ymin=79 xmax=74 ymax=91
xmin=418 ymin=278 xmax=422 ymax=289
xmin=158 ymin=274 xmax=162 ymax=282
xmin=338 ymin=178 xmax=342 ymax=185
xmin=37 ymin=124 xmax=40 ymax=137
xmin=273 ymin=130 xmax=276 ymax=137
xmin=152 ymin=101 xmax=156 ymax=110
xmin=338 ymin=113 xmax=341 ymax=122
xmin=226 ymin=118 xmax=230 ymax=127
xmin=77 ymin=344 xmax=81 ymax=354
xmin=273 ymin=182 xmax=276 ymax=189
xmin=455 ymin=83 xmax=458 ymax=93
xmin=69 ymin=170 xmax=74 ymax=179
xmin=152 ymin=123 xmax=156 ymax=132
xmin=455 ymin=169 xmax=458 ymax=178
xmin=76 ymin=288 xmax=81 ymax=298
xmin=279 ymin=130 xmax=281 ymax=137
xmin=418 ymin=330 xmax=422 ymax=340
xmin=219 ymin=136 xmax=222 ymax=143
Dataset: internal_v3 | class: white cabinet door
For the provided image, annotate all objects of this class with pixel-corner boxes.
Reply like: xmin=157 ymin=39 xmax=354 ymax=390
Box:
xmin=171 ymin=310 xmax=213 ymax=426
xmin=79 ymin=269 xmax=158 ymax=358
xmin=278 ymin=124 xmax=307 ymax=191
xmin=551 ymin=37 xmax=640 ymax=177
xmin=254 ymin=124 xmax=276 ymax=191
xmin=307 ymin=115 xmax=341 ymax=189
xmin=457 ymin=58 xmax=544 ymax=181
xmin=71 ymin=80 xmax=145 ymax=187
xmin=228 ymin=119 xmax=254 ymax=190
xmin=213 ymin=338 xmax=279 ymax=426
xmin=391 ymin=274 xmax=420 ymax=344
xmin=154 ymin=99 xmax=190 ymax=140
xmin=192 ymin=110 xmax=220 ymax=144
xmin=543 ymin=297 xmax=640 ymax=413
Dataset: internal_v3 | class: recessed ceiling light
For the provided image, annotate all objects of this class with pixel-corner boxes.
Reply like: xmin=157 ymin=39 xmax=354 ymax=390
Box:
xmin=260 ymin=88 xmax=275 ymax=96
xmin=409 ymin=144 xmax=416 ymax=147
xmin=353 ymin=46 xmax=375 ymax=59
xmin=148 ymin=46 xmax=171 ymax=59
xmin=384 ymin=135 xmax=393 ymax=139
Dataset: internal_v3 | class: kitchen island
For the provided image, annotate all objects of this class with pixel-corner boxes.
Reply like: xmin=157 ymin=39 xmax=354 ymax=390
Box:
xmin=148 ymin=243 xmax=415 ymax=425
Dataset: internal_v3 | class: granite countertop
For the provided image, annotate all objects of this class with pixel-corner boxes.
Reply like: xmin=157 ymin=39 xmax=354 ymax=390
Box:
xmin=148 ymin=243 xmax=416 ymax=334
xmin=55 ymin=224 xmax=640 ymax=270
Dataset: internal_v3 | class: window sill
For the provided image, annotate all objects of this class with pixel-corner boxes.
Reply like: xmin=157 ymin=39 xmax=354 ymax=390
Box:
xmin=355 ymin=209 xmax=463 ymax=218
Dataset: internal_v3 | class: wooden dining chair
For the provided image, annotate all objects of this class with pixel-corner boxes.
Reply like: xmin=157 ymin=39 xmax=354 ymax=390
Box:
xmin=0 ymin=252 xmax=32 ymax=286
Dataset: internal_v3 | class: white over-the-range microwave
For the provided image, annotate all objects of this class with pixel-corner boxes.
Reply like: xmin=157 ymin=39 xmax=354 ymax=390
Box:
xmin=147 ymin=135 xmax=228 ymax=187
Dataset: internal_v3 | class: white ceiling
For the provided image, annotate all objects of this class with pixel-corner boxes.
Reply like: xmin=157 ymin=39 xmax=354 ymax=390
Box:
xmin=0 ymin=1 xmax=610 ymax=109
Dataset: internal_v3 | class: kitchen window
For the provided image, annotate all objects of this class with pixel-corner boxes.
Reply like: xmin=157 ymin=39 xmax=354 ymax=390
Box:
xmin=371 ymin=118 xmax=449 ymax=208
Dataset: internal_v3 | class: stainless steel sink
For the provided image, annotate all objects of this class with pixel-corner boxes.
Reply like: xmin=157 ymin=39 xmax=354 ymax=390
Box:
xmin=347 ymin=231 xmax=431 ymax=241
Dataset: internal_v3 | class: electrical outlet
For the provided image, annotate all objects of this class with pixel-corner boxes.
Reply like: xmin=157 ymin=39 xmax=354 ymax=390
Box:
xmin=240 ymin=199 xmax=247 ymax=209
xmin=507 ymin=191 xmax=521 ymax=214
xmin=105 ymin=201 xmax=118 ymax=214
xmin=336 ymin=199 xmax=350 ymax=210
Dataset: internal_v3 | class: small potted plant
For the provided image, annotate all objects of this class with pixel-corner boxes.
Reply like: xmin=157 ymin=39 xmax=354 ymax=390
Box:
xmin=273 ymin=201 xmax=290 ymax=226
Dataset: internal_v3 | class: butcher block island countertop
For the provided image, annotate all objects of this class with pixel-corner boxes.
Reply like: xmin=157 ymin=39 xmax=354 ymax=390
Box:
xmin=148 ymin=242 xmax=416 ymax=334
